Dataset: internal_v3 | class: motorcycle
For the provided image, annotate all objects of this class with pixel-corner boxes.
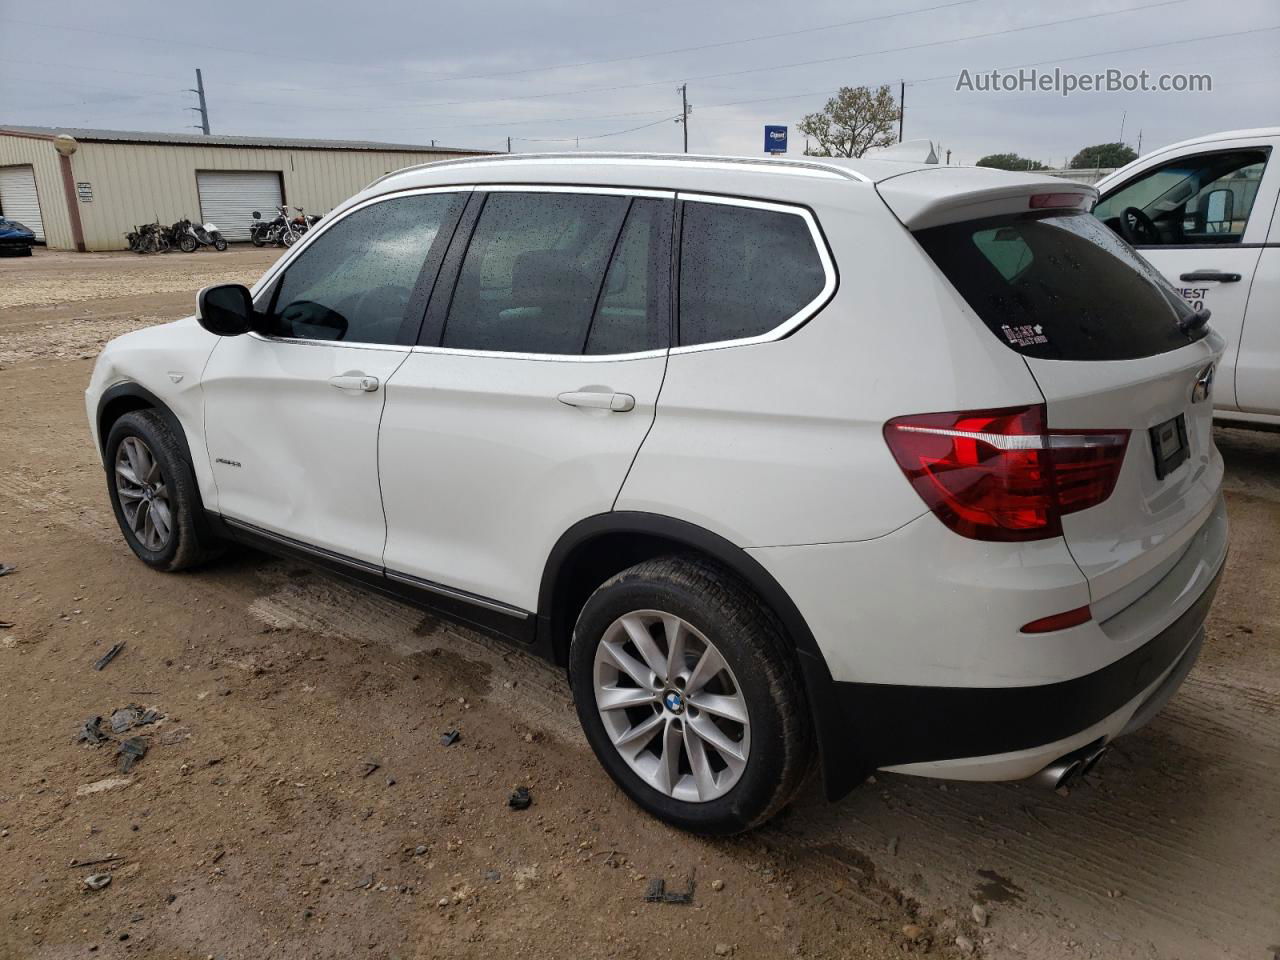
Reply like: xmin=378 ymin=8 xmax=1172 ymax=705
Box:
xmin=170 ymin=218 xmax=228 ymax=253
xmin=126 ymin=221 xmax=170 ymax=254
xmin=250 ymin=207 xmax=302 ymax=248
xmin=291 ymin=206 xmax=321 ymax=234
xmin=277 ymin=205 xmax=303 ymax=247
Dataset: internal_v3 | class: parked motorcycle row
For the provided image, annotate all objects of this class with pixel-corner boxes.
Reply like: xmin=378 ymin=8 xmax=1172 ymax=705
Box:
xmin=251 ymin=206 xmax=322 ymax=248
xmin=125 ymin=218 xmax=227 ymax=254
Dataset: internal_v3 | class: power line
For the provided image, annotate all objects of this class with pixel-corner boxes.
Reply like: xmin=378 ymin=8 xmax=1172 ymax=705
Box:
xmin=209 ymin=0 xmax=1199 ymax=115
xmin=0 ymin=0 xmax=982 ymax=94
xmin=321 ymin=0 xmax=984 ymax=91
xmin=512 ymin=115 xmax=683 ymax=143
xmin=342 ymin=24 xmax=1276 ymax=140
xmin=0 ymin=15 xmax=372 ymax=69
xmin=654 ymin=24 xmax=1280 ymax=119
xmin=8 ymin=3 xmax=1274 ymax=151
xmin=0 ymin=0 xmax=1197 ymax=119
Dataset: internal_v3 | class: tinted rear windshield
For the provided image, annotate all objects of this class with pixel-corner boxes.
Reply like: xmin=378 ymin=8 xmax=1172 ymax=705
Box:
xmin=914 ymin=212 xmax=1199 ymax=361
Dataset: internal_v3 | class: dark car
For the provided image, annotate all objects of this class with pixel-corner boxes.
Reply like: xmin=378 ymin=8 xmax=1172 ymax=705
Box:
xmin=0 ymin=216 xmax=36 ymax=256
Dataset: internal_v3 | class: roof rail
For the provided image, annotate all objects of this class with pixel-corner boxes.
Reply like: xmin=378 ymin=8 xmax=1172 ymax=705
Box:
xmin=366 ymin=151 xmax=871 ymax=190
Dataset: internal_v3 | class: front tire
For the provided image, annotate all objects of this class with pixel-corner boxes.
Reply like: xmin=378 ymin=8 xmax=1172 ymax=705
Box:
xmin=178 ymin=235 xmax=199 ymax=253
xmin=569 ymin=555 xmax=812 ymax=834
xmin=105 ymin=410 xmax=222 ymax=572
xmin=213 ymin=237 xmax=228 ymax=252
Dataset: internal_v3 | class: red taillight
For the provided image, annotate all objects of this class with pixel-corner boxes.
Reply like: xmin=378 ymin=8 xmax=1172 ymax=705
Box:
xmin=1029 ymin=192 xmax=1088 ymax=209
xmin=1021 ymin=606 xmax=1092 ymax=634
xmin=883 ymin=404 xmax=1129 ymax=542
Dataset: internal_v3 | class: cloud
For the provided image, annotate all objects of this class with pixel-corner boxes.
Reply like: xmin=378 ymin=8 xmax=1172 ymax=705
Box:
xmin=2 ymin=0 xmax=1276 ymax=160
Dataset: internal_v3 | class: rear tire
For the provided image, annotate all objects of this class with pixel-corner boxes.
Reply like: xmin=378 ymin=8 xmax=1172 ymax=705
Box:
xmin=569 ymin=555 xmax=812 ymax=834
xmin=105 ymin=410 xmax=223 ymax=572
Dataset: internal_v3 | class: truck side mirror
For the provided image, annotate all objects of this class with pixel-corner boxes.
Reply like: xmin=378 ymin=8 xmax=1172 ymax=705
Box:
xmin=1204 ymin=189 xmax=1233 ymax=234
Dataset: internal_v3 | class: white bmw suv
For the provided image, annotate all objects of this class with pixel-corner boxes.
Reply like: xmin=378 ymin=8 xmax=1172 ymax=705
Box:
xmin=87 ymin=153 xmax=1227 ymax=833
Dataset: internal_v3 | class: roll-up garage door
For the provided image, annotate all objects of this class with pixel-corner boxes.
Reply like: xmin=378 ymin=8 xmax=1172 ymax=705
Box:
xmin=196 ymin=171 xmax=283 ymax=241
xmin=0 ymin=165 xmax=45 ymax=241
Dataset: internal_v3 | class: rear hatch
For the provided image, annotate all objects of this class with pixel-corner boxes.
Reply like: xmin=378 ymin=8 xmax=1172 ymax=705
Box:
xmin=881 ymin=169 xmax=1224 ymax=612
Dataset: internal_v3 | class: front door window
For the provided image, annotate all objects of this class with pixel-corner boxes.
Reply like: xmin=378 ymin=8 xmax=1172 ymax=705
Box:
xmin=1094 ymin=150 xmax=1269 ymax=246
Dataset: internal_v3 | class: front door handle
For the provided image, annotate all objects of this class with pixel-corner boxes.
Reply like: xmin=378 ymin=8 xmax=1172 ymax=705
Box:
xmin=1179 ymin=270 xmax=1241 ymax=283
xmin=328 ymin=374 xmax=380 ymax=392
xmin=557 ymin=390 xmax=636 ymax=412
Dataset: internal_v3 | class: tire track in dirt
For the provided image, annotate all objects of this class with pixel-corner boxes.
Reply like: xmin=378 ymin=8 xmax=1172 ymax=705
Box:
xmin=0 ymin=469 xmax=119 ymax=545
xmin=246 ymin=564 xmax=583 ymax=743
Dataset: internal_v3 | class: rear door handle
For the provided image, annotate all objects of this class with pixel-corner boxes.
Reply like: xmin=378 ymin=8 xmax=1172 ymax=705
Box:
xmin=1179 ymin=270 xmax=1241 ymax=283
xmin=557 ymin=390 xmax=635 ymax=412
xmin=328 ymin=374 xmax=380 ymax=392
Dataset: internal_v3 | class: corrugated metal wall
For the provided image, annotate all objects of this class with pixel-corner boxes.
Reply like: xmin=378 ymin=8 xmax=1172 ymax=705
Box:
xmin=0 ymin=134 xmax=72 ymax=248
xmin=2 ymin=137 xmax=486 ymax=251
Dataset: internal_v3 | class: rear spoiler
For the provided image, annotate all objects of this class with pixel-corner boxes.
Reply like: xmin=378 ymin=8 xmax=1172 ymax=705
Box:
xmin=876 ymin=167 xmax=1097 ymax=231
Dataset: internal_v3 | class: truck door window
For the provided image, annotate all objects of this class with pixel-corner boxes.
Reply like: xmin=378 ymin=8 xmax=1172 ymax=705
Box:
xmin=1094 ymin=149 xmax=1269 ymax=246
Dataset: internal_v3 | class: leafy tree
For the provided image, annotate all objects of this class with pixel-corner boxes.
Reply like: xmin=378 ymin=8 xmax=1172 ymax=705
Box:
xmin=976 ymin=152 xmax=1047 ymax=171
xmin=1069 ymin=142 xmax=1138 ymax=169
xmin=798 ymin=85 xmax=899 ymax=158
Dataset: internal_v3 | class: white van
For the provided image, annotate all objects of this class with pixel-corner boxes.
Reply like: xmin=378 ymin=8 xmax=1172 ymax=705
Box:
xmin=1094 ymin=127 xmax=1280 ymax=427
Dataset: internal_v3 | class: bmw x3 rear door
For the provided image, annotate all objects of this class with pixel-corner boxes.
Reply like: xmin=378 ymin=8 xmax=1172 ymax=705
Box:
xmin=378 ymin=187 xmax=673 ymax=617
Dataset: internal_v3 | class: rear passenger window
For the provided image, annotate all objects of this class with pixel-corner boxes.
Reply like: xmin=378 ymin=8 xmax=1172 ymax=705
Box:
xmin=443 ymin=192 xmax=629 ymax=354
xmin=678 ymin=201 xmax=827 ymax=347
xmin=586 ymin=198 xmax=671 ymax=355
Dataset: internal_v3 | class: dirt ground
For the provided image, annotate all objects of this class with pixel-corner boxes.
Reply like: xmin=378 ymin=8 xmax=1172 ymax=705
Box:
xmin=1 ymin=247 xmax=1277 ymax=960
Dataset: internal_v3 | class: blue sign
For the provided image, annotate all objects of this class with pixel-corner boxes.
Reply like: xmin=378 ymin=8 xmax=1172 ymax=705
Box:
xmin=764 ymin=125 xmax=788 ymax=154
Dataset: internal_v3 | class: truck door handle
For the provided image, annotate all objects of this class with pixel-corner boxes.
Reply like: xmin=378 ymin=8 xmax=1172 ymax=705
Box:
xmin=557 ymin=390 xmax=635 ymax=412
xmin=1179 ymin=270 xmax=1241 ymax=283
xmin=328 ymin=374 xmax=380 ymax=392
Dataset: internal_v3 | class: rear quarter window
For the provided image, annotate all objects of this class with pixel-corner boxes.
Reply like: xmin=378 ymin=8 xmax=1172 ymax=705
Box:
xmin=678 ymin=200 xmax=827 ymax=347
xmin=915 ymin=212 xmax=1199 ymax=361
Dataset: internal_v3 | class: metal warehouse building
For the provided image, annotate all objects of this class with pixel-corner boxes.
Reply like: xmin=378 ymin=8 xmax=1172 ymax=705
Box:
xmin=0 ymin=126 xmax=489 ymax=251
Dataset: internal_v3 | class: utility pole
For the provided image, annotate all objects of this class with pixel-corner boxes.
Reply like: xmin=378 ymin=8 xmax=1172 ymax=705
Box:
xmin=507 ymin=136 xmax=512 ymax=153
xmin=898 ymin=80 xmax=905 ymax=142
xmin=946 ymin=148 xmax=951 ymax=165
xmin=1119 ymin=110 xmax=1127 ymax=145
xmin=188 ymin=68 xmax=210 ymax=135
xmin=1136 ymin=129 xmax=1143 ymax=154
xmin=677 ymin=84 xmax=689 ymax=153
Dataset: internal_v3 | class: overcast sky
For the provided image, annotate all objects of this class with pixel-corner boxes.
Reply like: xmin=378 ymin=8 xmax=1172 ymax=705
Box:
xmin=1 ymin=0 xmax=1276 ymax=165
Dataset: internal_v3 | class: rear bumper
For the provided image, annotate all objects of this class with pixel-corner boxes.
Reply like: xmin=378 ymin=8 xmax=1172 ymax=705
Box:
xmin=796 ymin=555 xmax=1223 ymax=798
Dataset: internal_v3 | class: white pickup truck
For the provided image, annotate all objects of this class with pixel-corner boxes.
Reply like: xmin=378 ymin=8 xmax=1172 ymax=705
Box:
xmin=1094 ymin=127 xmax=1279 ymax=428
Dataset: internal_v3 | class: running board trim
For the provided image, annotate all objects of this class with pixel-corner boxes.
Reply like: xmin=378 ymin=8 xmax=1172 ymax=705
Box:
xmin=220 ymin=515 xmax=531 ymax=620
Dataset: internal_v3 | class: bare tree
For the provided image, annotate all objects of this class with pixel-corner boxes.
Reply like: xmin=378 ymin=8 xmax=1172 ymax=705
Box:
xmin=798 ymin=85 xmax=899 ymax=158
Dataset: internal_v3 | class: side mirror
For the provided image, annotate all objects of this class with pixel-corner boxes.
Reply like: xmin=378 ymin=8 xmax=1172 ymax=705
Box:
xmin=1204 ymin=188 xmax=1233 ymax=233
xmin=197 ymin=284 xmax=255 ymax=336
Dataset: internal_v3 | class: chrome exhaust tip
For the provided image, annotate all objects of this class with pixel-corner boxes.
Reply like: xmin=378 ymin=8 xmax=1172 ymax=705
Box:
xmin=1079 ymin=743 xmax=1109 ymax=777
xmin=1033 ymin=740 xmax=1109 ymax=790
xmin=1034 ymin=758 xmax=1083 ymax=790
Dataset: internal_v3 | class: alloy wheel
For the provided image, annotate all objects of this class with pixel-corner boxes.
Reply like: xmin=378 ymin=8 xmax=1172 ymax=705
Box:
xmin=593 ymin=610 xmax=750 ymax=802
xmin=114 ymin=436 xmax=173 ymax=551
